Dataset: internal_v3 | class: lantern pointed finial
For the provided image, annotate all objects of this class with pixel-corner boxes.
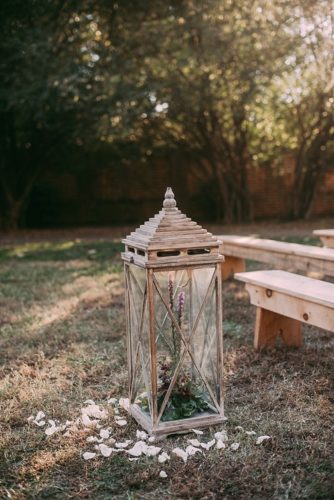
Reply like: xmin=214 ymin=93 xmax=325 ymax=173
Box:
xmin=163 ymin=187 xmax=177 ymax=208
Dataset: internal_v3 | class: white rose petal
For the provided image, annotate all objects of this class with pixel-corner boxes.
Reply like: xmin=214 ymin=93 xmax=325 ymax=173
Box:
xmin=256 ymin=435 xmax=271 ymax=445
xmin=200 ymin=439 xmax=215 ymax=451
xmin=172 ymin=447 xmax=188 ymax=462
xmin=148 ymin=436 xmax=156 ymax=443
xmin=216 ymin=439 xmax=226 ymax=450
xmin=115 ymin=440 xmax=132 ymax=449
xmin=127 ymin=441 xmax=148 ymax=457
xmin=99 ymin=429 xmax=110 ymax=440
xmin=115 ymin=419 xmax=127 ymax=427
xmin=159 ymin=471 xmax=168 ymax=478
xmin=119 ymin=397 xmax=130 ymax=410
xmin=129 ymin=458 xmax=139 ymax=461
xmin=158 ymin=452 xmax=170 ymax=463
xmin=136 ymin=430 xmax=148 ymax=441
xmin=230 ymin=442 xmax=240 ymax=451
xmin=98 ymin=443 xmax=113 ymax=457
xmin=191 ymin=428 xmax=203 ymax=435
xmin=34 ymin=419 xmax=46 ymax=427
xmin=145 ymin=445 xmax=161 ymax=457
xmin=27 ymin=415 xmax=34 ymax=422
xmin=84 ymin=399 xmax=95 ymax=405
xmin=188 ymin=438 xmax=201 ymax=447
xmin=107 ymin=397 xmax=118 ymax=405
xmin=45 ymin=426 xmax=60 ymax=436
xmin=214 ymin=431 xmax=228 ymax=442
xmin=81 ymin=404 xmax=108 ymax=420
xmin=235 ymin=425 xmax=244 ymax=431
xmin=63 ymin=431 xmax=71 ymax=437
xmin=246 ymin=431 xmax=256 ymax=436
xmin=185 ymin=445 xmax=202 ymax=456
xmin=83 ymin=452 xmax=96 ymax=460
xmin=35 ymin=411 xmax=45 ymax=421
xmin=86 ymin=436 xmax=100 ymax=443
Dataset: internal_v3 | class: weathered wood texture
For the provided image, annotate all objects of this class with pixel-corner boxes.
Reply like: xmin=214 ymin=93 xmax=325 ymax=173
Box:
xmin=313 ymin=229 xmax=334 ymax=248
xmin=123 ymin=188 xmax=224 ymax=269
xmin=235 ymin=270 xmax=334 ymax=349
xmin=217 ymin=235 xmax=334 ymax=277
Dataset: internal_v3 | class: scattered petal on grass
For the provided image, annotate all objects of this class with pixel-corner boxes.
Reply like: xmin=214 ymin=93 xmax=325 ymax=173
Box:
xmin=158 ymin=452 xmax=170 ymax=463
xmin=98 ymin=443 xmax=113 ymax=457
xmin=84 ymin=399 xmax=95 ymax=405
xmin=86 ymin=436 xmax=102 ymax=443
xmin=185 ymin=445 xmax=202 ymax=456
xmin=216 ymin=439 xmax=226 ymax=450
xmin=127 ymin=441 xmax=148 ymax=457
xmin=35 ymin=411 xmax=45 ymax=421
xmin=172 ymin=447 xmax=188 ymax=462
xmin=136 ymin=430 xmax=148 ymax=440
xmin=115 ymin=440 xmax=132 ymax=449
xmin=99 ymin=429 xmax=110 ymax=440
xmin=45 ymin=425 xmax=61 ymax=436
xmin=246 ymin=431 xmax=256 ymax=436
xmin=119 ymin=398 xmax=130 ymax=410
xmin=214 ymin=431 xmax=228 ymax=442
xmin=83 ymin=452 xmax=96 ymax=460
xmin=115 ymin=419 xmax=127 ymax=427
xmin=81 ymin=404 xmax=108 ymax=420
xmin=235 ymin=426 xmax=244 ymax=431
xmin=129 ymin=458 xmax=139 ymax=462
xmin=159 ymin=471 xmax=168 ymax=478
xmin=200 ymin=439 xmax=215 ymax=450
xmin=34 ymin=420 xmax=46 ymax=427
xmin=145 ymin=446 xmax=161 ymax=457
xmin=27 ymin=416 xmax=34 ymax=422
xmin=191 ymin=429 xmax=203 ymax=435
xmin=148 ymin=436 xmax=156 ymax=443
xmin=107 ymin=398 xmax=118 ymax=405
xmin=256 ymin=435 xmax=271 ymax=445
xmin=230 ymin=442 xmax=240 ymax=451
xmin=63 ymin=431 xmax=71 ymax=437
xmin=188 ymin=438 xmax=201 ymax=447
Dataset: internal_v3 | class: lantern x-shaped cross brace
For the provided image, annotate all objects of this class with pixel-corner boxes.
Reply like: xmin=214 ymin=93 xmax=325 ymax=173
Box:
xmin=128 ymin=268 xmax=188 ymax=401
xmin=153 ymin=269 xmax=221 ymax=424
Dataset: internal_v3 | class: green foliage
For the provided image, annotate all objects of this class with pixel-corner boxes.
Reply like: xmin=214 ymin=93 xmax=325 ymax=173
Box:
xmin=0 ymin=0 xmax=333 ymax=228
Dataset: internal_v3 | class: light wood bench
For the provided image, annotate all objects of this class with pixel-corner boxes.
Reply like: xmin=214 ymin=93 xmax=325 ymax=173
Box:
xmin=235 ymin=270 xmax=334 ymax=349
xmin=216 ymin=235 xmax=334 ymax=279
xmin=313 ymin=229 xmax=334 ymax=248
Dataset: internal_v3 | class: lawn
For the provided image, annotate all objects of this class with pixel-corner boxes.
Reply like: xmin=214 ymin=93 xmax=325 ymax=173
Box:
xmin=0 ymin=232 xmax=333 ymax=499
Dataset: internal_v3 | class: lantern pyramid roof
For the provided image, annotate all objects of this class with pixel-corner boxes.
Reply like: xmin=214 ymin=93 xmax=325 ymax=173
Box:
xmin=123 ymin=187 xmax=221 ymax=255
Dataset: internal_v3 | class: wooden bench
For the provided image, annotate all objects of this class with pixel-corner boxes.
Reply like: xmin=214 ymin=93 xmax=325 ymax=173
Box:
xmin=235 ymin=270 xmax=334 ymax=349
xmin=313 ymin=229 xmax=334 ymax=248
xmin=216 ymin=235 xmax=334 ymax=279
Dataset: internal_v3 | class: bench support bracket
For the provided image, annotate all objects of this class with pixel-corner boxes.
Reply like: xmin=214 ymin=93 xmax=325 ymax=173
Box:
xmin=222 ymin=256 xmax=246 ymax=280
xmin=255 ymin=307 xmax=302 ymax=349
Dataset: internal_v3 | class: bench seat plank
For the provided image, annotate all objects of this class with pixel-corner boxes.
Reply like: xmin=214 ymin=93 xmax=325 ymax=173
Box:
xmin=217 ymin=235 xmax=334 ymax=277
xmin=313 ymin=229 xmax=334 ymax=248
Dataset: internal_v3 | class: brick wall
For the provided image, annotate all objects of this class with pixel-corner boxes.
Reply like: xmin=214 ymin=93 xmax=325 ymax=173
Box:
xmin=27 ymin=156 xmax=334 ymax=227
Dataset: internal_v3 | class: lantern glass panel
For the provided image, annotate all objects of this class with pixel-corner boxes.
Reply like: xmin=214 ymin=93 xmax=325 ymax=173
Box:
xmin=127 ymin=264 xmax=151 ymax=415
xmin=150 ymin=267 xmax=220 ymax=423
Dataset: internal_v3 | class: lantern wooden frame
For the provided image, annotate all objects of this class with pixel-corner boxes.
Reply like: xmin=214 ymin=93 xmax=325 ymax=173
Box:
xmin=122 ymin=188 xmax=225 ymax=438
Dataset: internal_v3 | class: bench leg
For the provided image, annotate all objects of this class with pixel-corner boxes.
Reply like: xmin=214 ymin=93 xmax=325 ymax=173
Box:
xmin=222 ymin=257 xmax=246 ymax=280
xmin=254 ymin=307 xmax=302 ymax=349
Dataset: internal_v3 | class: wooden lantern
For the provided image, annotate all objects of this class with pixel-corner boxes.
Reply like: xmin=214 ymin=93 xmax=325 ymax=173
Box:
xmin=122 ymin=188 xmax=225 ymax=438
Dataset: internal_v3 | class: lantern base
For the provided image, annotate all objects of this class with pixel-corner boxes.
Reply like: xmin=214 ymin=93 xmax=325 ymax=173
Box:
xmin=128 ymin=403 xmax=227 ymax=440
